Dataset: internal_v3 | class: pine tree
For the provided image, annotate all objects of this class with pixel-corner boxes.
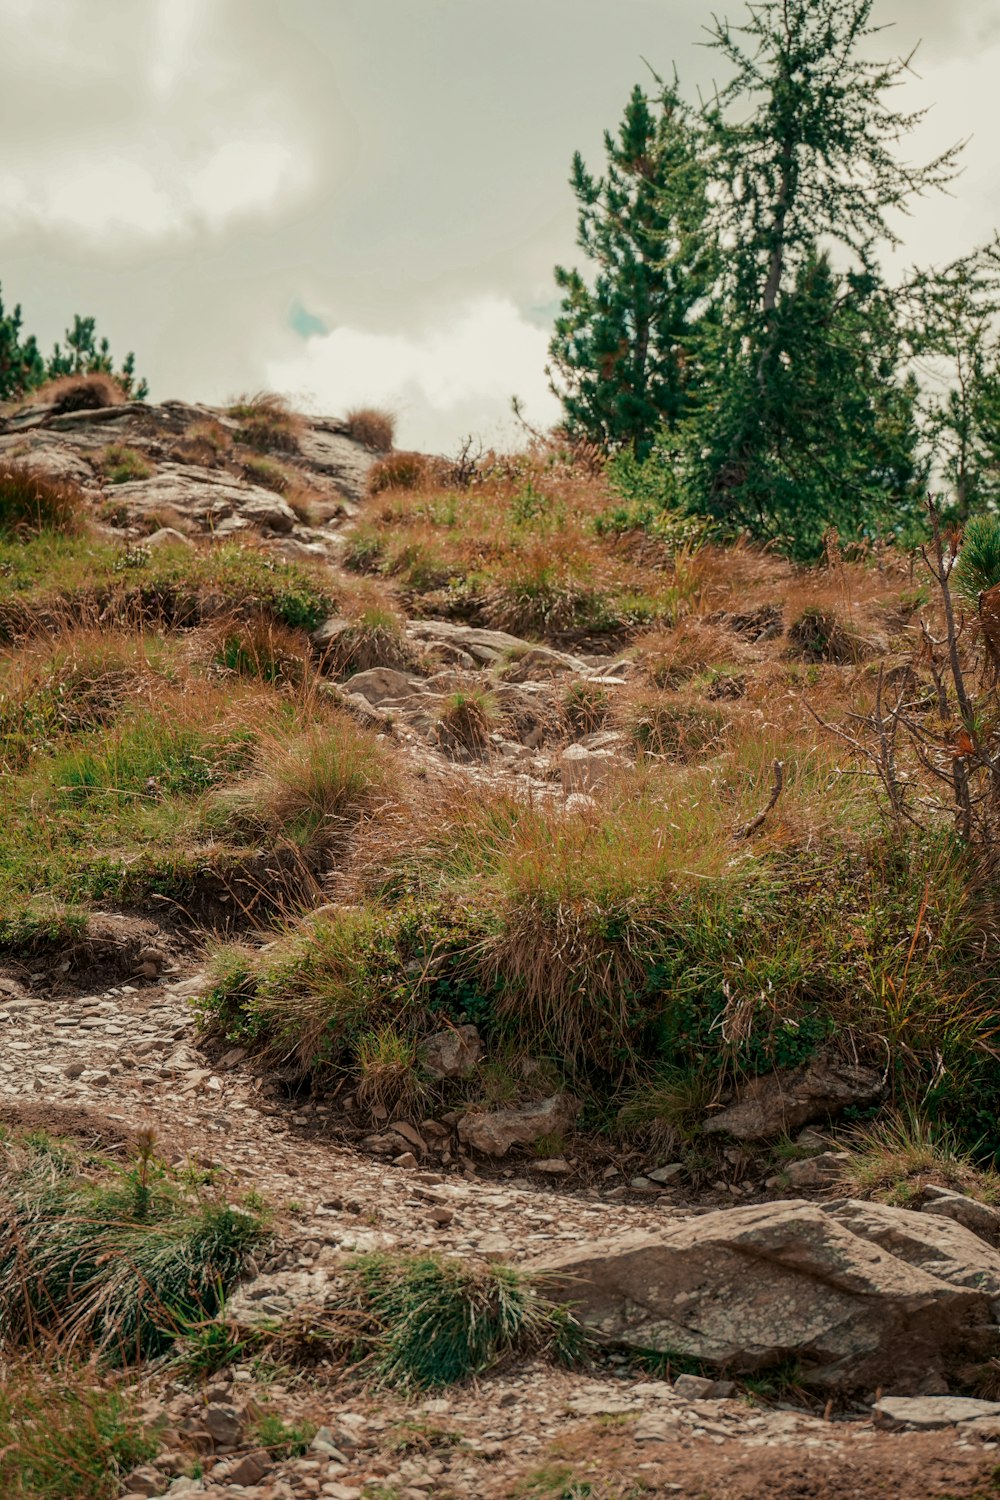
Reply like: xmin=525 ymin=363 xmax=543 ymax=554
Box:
xmin=548 ymin=83 xmax=714 ymax=458
xmin=682 ymin=0 xmax=960 ymax=551
xmin=45 ymin=314 xmax=149 ymax=400
xmin=676 ymin=254 xmax=925 ymax=555
xmin=0 ymin=287 xmax=44 ymax=402
xmin=905 ymin=248 xmax=1000 ymax=519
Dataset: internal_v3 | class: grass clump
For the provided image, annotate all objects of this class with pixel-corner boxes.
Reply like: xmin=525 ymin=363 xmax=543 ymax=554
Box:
xmin=0 ymin=462 xmax=86 ymax=536
xmin=840 ymin=1110 xmax=999 ymax=1205
xmin=0 ymin=1132 xmax=267 ymax=1361
xmin=342 ymin=1254 xmax=584 ymax=1388
xmin=0 ymin=1368 xmax=157 ymax=1500
xmin=622 ymin=695 xmax=728 ymax=760
xmin=356 ymin=1025 xmax=426 ymax=1117
xmin=94 ymin=445 xmax=152 ymax=484
xmin=436 ymin=686 xmax=498 ymax=753
xmin=369 ymin=452 xmax=432 ymax=493
xmin=33 ymin=373 xmax=126 ymax=413
xmin=319 ymin=608 xmax=414 ymax=677
xmin=227 ymin=392 xmax=303 ymax=453
xmin=208 ymin=616 xmax=307 ymax=685
xmin=345 ymin=406 xmax=396 ymax=452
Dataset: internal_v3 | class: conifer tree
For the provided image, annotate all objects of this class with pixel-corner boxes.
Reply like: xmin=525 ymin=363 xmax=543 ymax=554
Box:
xmin=548 ymin=84 xmax=713 ymax=458
xmin=678 ymin=0 xmax=961 ymax=551
xmin=905 ymin=248 xmax=1000 ymax=519
xmin=0 ymin=287 xmax=44 ymax=402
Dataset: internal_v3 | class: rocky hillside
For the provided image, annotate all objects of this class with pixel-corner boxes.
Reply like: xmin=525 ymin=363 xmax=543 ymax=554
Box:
xmin=1 ymin=380 xmax=999 ymax=1500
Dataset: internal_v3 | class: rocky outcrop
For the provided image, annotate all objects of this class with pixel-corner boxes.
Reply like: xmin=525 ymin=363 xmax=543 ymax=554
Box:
xmin=703 ymin=1055 xmax=883 ymax=1141
xmin=534 ymin=1198 xmax=1000 ymax=1392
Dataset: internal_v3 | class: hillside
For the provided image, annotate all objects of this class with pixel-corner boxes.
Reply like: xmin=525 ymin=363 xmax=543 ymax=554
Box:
xmin=1 ymin=379 xmax=999 ymax=1500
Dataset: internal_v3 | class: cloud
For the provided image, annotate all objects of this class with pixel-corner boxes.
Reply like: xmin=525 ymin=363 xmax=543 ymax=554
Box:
xmin=266 ymin=296 xmax=563 ymax=452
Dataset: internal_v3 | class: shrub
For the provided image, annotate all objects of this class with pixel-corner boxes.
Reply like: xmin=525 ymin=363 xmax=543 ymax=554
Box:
xmin=787 ymin=607 xmax=872 ymax=664
xmin=345 ymin=406 xmax=396 ymax=452
xmin=0 ymin=1367 xmax=157 ymax=1500
xmin=94 ymin=444 xmax=152 ymax=484
xmin=227 ymin=392 xmax=304 ymax=453
xmin=0 ymin=462 xmax=86 ymax=535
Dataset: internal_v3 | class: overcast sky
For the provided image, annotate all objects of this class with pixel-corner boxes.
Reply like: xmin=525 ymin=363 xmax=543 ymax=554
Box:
xmin=2 ymin=0 xmax=998 ymax=452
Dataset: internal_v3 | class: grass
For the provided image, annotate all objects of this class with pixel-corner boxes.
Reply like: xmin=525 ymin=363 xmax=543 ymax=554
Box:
xmin=839 ymin=1110 xmax=1000 ymax=1204
xmin=319 ymin=607 xmax=415 ymax=677
xmin=0 ymin=462 xmax=86 ymax=535
xmin=0 ymin=533 xmax=336 ymax=641
xmin=345 ymin=406 xmax=396 ymax=452
xmin=0 ymin=1367 xmax=157 ymax=1500
xmin=94 ymin=444 xmax=152 ymax=484
xmin=0 ymin=1131 xmax=267 ymax=1362
xmin=339 ymin=1253 xmax=584 ymax=1388
xmin=33 ymin=373 xmax=126 ymax=412
xmin=436 ymin=686 xmax=498 ymax=752
xmin=227 ymin=392 xmax=304 ymax=453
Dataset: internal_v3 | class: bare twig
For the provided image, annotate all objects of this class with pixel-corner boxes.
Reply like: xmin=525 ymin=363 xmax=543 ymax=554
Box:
xmin=732 ymin=759 xmax=784 ymax=840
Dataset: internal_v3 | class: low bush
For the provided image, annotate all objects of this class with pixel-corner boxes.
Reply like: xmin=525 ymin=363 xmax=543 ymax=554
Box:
xmin=345 ymin=406 xmax=396 ymax=452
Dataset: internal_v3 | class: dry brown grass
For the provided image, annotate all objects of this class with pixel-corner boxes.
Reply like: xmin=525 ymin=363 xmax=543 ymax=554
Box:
xmin=345 ymin=406 xmax=396 ymax=453
xmin=0 ymin=462 xmax=87 ymax=536
xmin=227 ymin=392 xmax=305 ymax=454
xmin=368 ymin=452 xmax=434 ymax=494
xmin=31 ymin=373 xmax=127 ymax=413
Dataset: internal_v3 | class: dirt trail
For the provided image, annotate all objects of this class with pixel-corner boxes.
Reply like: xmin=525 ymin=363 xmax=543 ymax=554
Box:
xmin=2 ymin=960 xmax=999 ymax=1499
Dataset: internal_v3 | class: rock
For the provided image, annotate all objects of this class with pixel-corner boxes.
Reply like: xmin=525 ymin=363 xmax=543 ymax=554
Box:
xmin=224 ymin=1450 xmax=272 ymax=1486
xmin=458 ymin=1094 xmax=579 ymax=1158
xmin=768 ymin=1152 xmax=849 ymax=1190
xmin=145 ymin=527 xmax=194 ymax=549
xmin=201 ymin=1403 xmax=243 ymax=1446
xmin=829 ymin=1198 xmax=1000 ymax=1295
xmin=310 ymin=1426 xmax=349 ymax=1461
xmin=389 ymin=1120 xmax=427 ymax=1152
xmin=429 ymin=1205 xmax=454 ymax=1226
xmin=420 ymin=1025 xmax=482 ymax=1080
xmin=405 ymin=619 xmax=534 ymax=666
xmin=533 ymin=1198 xmax=1000 ymax=1392
xmin=647 ymin=1163 xmax=685 ymax=1184
xmin=703 ymin=1056 xmax=883 ymax=1141
xmin=393 ymin=1151 xmax=418 ymax=1168
xmin=672 ymin=1374 xmax=717 ymax=1400
xmin=919 ymin=1185 xmax=1000 ymax=1243
xmin=295 ymin=421 xmax=375 ymax=500
xmin=345 ymin=667 xmax=426 ymax=707
xmin=121 ymin=1466 xmax=166 ymax=1497
xmin=874 ymin=1396 xmax=1000 ymax=1429
xmin=559 ymin=744 xmax=621 ymax=795
xmin=531 ymin=1157 xmax=572 ymax=1175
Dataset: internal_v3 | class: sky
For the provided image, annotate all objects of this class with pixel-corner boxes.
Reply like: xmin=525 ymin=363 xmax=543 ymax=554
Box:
xmin=1 ymin=0 xmax=999 ymax=453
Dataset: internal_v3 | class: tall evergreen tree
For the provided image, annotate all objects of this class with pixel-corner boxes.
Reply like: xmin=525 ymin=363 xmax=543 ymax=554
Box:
xmin=0 ymin=287 xmax=44 ymax=402
xmin=677 ymin=254 xmax=925 ymax=555
xmin=905 ymin=248 xmax=1000 ymax=519
xmin=683 ymin=0 xmax=960 ymax=551
xmin=548 ymin=84 xmax=714 ymax=458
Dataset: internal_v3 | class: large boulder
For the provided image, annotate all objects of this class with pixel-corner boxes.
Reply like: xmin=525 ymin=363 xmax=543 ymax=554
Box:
xmin=458 ymin=1094 xmax=579 ymax=1158
xmin=702 ymin=1054 xmax=883 ymax=1141
xmin=534 ymin=1199 xmax=1000 ymax=1393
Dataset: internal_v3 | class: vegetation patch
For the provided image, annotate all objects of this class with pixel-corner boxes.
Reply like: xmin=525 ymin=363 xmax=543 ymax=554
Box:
xmin=0 ymin=1130 xmax=267 ymax=1361
xmin=94 ymin=444 xmax=152 ymax=485
xmin=345 ymin=406 xmax=396 ymax=452
xmin=0 ymin=461 xmax=86 ymax=536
